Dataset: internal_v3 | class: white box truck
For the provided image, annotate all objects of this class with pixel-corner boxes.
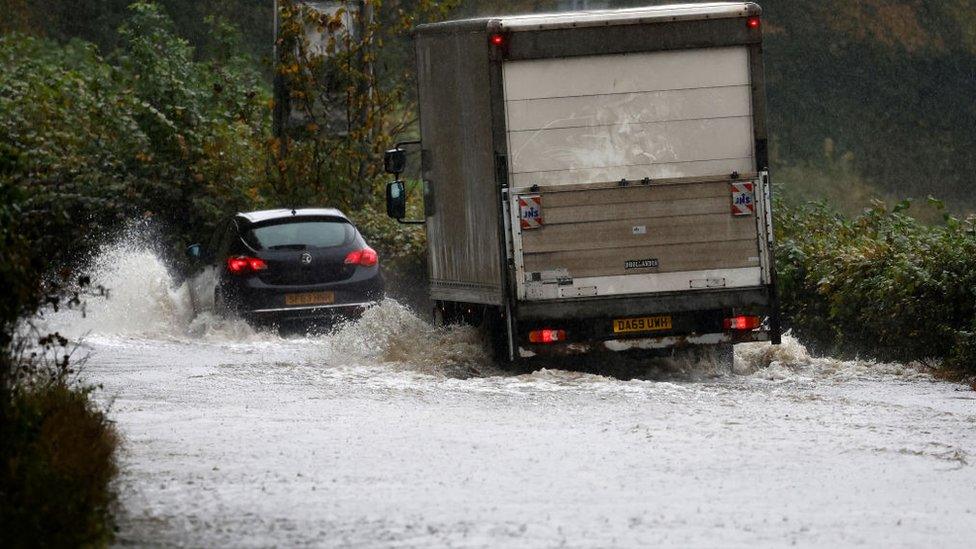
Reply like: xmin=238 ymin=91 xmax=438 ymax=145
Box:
xmin=384 ymin=2 xmax=780 ymax=363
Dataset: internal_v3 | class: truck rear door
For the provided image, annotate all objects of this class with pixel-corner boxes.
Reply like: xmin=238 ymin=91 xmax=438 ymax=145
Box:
xmin=503 ymin=46 xmax=771 ymax=301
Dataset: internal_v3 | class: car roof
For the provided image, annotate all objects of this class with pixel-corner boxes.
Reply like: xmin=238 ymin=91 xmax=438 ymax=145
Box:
xmin=235 ymin=208 xmax=350 ymax=225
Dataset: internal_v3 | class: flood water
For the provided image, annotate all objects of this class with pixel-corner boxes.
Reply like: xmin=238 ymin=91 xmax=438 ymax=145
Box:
xmin=39 ymin=242 xmax=976 ymax=547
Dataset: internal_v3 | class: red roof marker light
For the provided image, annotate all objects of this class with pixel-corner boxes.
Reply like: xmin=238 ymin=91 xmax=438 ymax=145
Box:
xmin=747 ymin=16 xmax=761 ymax=29
xmin=490 ymin=33 xmax=505 ymax=46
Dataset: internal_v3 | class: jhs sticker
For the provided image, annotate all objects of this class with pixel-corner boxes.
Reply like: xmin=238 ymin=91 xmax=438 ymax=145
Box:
xmin=519 ymin=195 xmax=543 ymax=230
xmin=731 ymin=182 xmax=755 ymax=216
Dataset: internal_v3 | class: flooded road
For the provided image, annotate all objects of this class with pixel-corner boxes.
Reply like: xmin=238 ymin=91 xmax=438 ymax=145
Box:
xmin=45 ymin=245 xmax=976 ymax=547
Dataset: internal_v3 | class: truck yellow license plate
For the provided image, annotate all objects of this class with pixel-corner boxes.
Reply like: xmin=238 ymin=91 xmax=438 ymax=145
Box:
xmin=613 ymin=315 xmax=672 ymax=334
xmin=284 ymin=291 xmax=334 ymax=306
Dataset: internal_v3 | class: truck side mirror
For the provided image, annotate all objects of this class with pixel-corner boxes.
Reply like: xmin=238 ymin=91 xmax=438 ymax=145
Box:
xmin=386 ymin=181 xmax=406 ymax=219
xmin=384 ymin=148 xmax=407 ymax=176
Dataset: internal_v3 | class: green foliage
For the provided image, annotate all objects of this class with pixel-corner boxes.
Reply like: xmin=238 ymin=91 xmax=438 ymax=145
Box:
xmin=350 ymin=183 xmax=427 ymax=269
xmin=112 ymin=2 xmax=270 ymax=250
xmin=775 ymin=197 xmax=976 ymax=371
xmin=1 ymin=6 xmax=269 ymax=543
xmin=0 ymin=184 xmax=36 ymax=351
xmin=271 ymin=0 xmax=456 ymax=210
xmin=0 ymin=0 xmax=273 ymax=69
xmin=0 ymin=2 xmax=271 ymax=265
xmin=7 ymin=0 xmax=975 ymax=213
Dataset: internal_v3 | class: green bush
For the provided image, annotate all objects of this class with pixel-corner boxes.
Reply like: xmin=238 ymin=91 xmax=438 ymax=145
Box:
xmin=1 ymin=179 xmax=120 ymax=546
xmin=775 ymin=197 xmax=976 ymax=372
xmin=0 ymin=3 xmax=270 ymax=266
xmin=1 ymin=374 xmax=119 ymax=548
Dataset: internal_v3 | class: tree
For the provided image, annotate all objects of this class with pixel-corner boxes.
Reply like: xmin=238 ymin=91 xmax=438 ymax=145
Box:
xmin=270 ymin=0 xmax=456 ymax=209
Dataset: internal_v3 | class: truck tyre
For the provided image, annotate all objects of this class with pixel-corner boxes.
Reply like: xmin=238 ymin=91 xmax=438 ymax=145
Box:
xmin=432 ymin=303 xmax=446 ymax=327
xmin=478 ymin=307 xmax=509 ymax=364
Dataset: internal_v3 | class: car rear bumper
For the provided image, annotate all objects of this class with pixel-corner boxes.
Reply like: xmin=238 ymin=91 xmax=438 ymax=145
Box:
xmin=243 ymin=301 xmax=378 ymax=324
xmin=222 ymin=267 xmax=383 ymax=319
xmin=248 ymin=301 xmax=377 ymax=315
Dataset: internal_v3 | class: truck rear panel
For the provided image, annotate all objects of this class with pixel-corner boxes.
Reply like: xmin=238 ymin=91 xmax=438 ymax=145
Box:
xmin=511 ymin=176 xmax=770 ymax=301
xmin=498 ymin=23 xmax=770 ymax=304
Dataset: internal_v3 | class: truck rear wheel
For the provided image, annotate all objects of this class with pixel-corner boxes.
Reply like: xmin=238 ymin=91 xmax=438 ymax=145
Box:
xmin=434 ymin=301 xmax=509 ymax=364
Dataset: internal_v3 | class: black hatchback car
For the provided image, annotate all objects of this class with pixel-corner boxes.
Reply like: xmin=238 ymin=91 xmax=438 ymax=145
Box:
xmin=186 ymin=208 xmax=383 ymax=325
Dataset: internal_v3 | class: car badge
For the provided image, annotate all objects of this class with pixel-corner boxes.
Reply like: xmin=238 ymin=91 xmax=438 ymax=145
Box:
xmin=300 ymin=252 xmax=312 ymax=265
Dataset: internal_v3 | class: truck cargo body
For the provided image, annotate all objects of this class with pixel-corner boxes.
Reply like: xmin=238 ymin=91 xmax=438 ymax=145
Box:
xmin=409 ymin=2 xmax=779 ymax=360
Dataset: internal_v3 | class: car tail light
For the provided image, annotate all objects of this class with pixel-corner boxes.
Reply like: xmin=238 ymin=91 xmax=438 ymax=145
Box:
xmin=528 ymin=329 xmax=566 ymax=344
xmin=724 ymin=315 xmax=761 ymax=330
xmin=226 ymin=256 xmax=267 ymax=275
xmin=747 ymin=16 xmax=761 ymax=29
xmin=344 ymin=247 xmax=378 ymax=267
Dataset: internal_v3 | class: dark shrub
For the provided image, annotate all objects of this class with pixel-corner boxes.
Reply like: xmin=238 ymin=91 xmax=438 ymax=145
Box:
xmin=1 ymin=374 xmax=120 ymax=548
xmin=775 ymin=197 xmax=976 ymax=373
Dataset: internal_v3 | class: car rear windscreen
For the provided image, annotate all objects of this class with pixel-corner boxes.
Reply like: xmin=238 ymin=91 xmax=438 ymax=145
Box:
xmin=244 ymin=219 xmax=355 ymax=250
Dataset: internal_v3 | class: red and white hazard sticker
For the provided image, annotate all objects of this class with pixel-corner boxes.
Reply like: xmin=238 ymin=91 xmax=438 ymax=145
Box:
xmin=730 ymin=182 xmax=755 ymax=216
xmin=519 ymin=195 xmax=543 ymax=230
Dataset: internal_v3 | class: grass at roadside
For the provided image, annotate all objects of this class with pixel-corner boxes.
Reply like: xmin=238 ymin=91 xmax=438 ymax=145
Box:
xmin=1 ymin=355 xmax=120 ymax=548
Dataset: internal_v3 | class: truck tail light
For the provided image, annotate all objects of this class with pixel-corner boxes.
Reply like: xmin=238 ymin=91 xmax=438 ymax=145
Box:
xmin=724 ymin=315 xmax=761 ymax=331
xmin=344 ymin=247 xmax=378 ymax=267
xmin=226 ymin=256 xmax=267 ymax=275
xmin=528 ymin=329 xmax=566 ymax=344
xmin=747 ymin=16 xmax=761 ymax=29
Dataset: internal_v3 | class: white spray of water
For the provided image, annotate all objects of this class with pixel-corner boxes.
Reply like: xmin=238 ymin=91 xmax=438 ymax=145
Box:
xmin=36 ymin=238 xmax=925 ymax=383
xmin=37 ymin=239 xmax=495 ymax=376
xmin=327 ymin=300 xmax=498 ymax=378
xmin=736 ymin=334 xmax=928 ymax=382
xmin=39 ymin=238 xmax=260 ymax=342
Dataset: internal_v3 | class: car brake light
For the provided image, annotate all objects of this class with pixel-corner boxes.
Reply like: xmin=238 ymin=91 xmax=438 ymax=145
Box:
xmin=747 ymin=16 xmax=761 ymax=29
xmin=226 ymin=256 xmax=267 ymax=275
xmin=724 ymin=315 xmax=761 ymax=330
xmin=344 ymin=247 xmax=378 ymax=267
xmin=528 ymin=329 xmax=566 ymax=344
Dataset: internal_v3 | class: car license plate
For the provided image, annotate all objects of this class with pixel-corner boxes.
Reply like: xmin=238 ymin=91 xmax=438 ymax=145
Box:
xmin=284 ymin=291 xmax=334 ymax=306
xmin=613 ymin=315 xmax=672 ymax=334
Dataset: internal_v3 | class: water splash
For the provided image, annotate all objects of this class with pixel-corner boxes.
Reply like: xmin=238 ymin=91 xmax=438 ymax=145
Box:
xmin=39 ymin=236 xmax=258 ymax=342
xmin=35 ymin=237 xmax=495 ymax=377
xmin=35 ymin=235 xmax=925 ymax=384
xmin=328 ymin=300 xmax=498 ymax=378
xmin=736 ymin=333 xmax=927 ymax=382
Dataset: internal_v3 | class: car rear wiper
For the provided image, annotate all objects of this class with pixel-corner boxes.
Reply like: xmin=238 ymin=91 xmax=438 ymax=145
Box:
xmin=269 ymin=244 xmax=308 ymax=250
